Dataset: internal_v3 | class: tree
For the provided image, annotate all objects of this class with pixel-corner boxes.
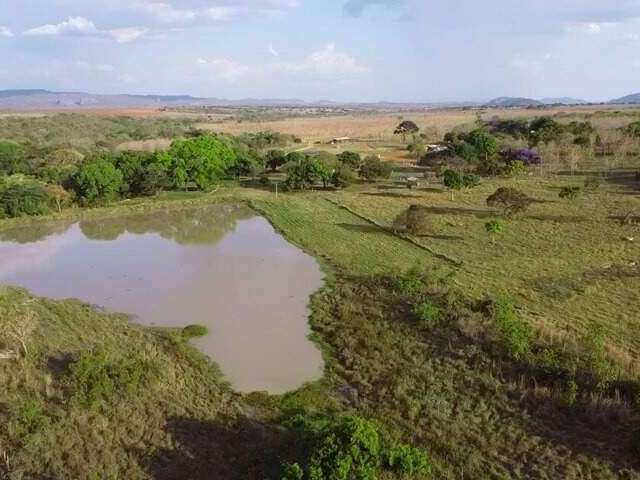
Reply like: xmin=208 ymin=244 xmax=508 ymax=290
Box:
xmin=0 ymin=141 xmax=29 ymax=175
xmin=394 ymin=205 xmax=432 ymax=236
xmin=360 ymin=156 xmax=393 ymax=181
xmin=467 ymin=129 xmax=498 ymax=169
xmin=265 ymin=149 xmax=287 ymax=172
xmin=0 ymin=176 xmax=51 ymax=218
xmin=337 ymin=151 xmax=362 ymax=169
xmin=45 ymin=184 xmax=72 ymax=213
xmin=166 ymin=135 xmax=237 ymax=190
xmin=485 ymin=220 xmax=505 ymax=244
xmin=285 ymin=156 xmax=328 ymax=190
xmin=486 ymin=187 xmax=534 ymax=217
xmin=443 ymin=169 xmax=463 ymax=200
xmin=529 ymin=117 xmax=564 ymax=146
xmin=331 ymin=164 xmax=356 ymax=188
xmin=72 ymin=158 xmax=124 ymax=205
xmin=394 ymin=120 xmax=419 ymax=141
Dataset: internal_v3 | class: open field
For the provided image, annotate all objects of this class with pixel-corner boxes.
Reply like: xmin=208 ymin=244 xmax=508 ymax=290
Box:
xmin=1 ymin=105 xmax=640 ymax=478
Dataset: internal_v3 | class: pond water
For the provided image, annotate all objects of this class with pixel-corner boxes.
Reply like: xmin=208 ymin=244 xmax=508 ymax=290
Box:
xmin=0 ymin=205 xmax=325 ymax=394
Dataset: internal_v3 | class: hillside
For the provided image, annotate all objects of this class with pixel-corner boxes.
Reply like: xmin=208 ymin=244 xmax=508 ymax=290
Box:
xmin=610 ymin=93 xmax=640 ymax=104
xmin=485 ymin=96 xmax=543 ymax=107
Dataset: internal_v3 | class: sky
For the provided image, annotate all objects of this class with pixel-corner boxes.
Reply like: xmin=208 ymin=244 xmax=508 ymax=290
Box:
xmin=0 ymin=0 xmax=639 ymax=102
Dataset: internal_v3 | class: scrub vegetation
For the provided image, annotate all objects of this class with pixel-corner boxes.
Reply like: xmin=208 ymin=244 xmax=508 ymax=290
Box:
xmin=1 ymin=106 xmax=640 ymax=479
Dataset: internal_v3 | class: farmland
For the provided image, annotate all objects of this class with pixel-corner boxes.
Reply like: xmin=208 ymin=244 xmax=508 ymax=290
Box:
xmin=1 ymin=105 xmax=640 ymax=479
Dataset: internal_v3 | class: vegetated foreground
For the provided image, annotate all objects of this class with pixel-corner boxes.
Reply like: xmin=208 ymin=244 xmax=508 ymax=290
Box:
xmin=1 ymin=106 xmax=640 ymax=479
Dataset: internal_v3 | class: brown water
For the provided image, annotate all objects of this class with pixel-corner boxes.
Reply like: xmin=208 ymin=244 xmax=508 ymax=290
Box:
xmin=0 ymin=205 xmax=325 ymax=394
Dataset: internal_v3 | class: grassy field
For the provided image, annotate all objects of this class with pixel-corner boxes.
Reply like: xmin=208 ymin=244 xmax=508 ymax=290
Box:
xmin=2 ymin=106 xmax=640 ymax=478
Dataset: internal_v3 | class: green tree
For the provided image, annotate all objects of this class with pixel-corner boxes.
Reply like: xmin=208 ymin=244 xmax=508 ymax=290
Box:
xmin=394 ymin=120 xmax=419 ymax=141
xmin=0 ymin=141 xmax=29 ymax=175
xmin=265 ymin=149 xmax=287 ymax=172
xmin=529 ymin=117 xmax=564 ymax=146
xmin=72 ymin=158 xmax=124 ymax=205
xmin=166 ymin=136 xmax=237 ymax=190
xmin=485 ymin=220 xmax=505 ymax=244
xmin=442 ymin=169 xmax=464 ymax=200
xmin=0 ymin=176 xmax=51 ymax=218
xmin=337 ymin=151 xmax=362 ymax=169
xmin=360 ymin=156 xmax=393 ymax=181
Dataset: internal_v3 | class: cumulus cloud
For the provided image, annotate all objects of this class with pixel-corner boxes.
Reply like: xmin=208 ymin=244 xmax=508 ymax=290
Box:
xmin=282 ymin=44 xmax=368 ymax=75
xmin=196 ymin=57 xmax=252 ymax=80
xmin=0 ymin=26 xmax=14 ymax=38
xmin=23 ymin=16 xmax=148 ymax=43
xmin=24 ymin=16 xmax=98 ymax=36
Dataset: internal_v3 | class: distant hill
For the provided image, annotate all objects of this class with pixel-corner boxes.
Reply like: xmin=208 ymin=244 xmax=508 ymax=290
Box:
xmin=485 ymin=97 xmax=543 ymax=107
xmin=609 ymin=93 xmax=640 ymax=104
xmin=540 ymin=97 xmax=588 ymax=105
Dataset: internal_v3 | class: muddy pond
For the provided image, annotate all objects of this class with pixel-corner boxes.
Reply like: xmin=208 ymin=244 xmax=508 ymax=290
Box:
xmin=0 ymin=205 xmax=325 ymax=394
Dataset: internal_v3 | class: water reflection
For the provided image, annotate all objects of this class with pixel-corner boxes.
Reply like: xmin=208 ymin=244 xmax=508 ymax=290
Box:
xmin=0 ymin=205 xmax=324 ymax=394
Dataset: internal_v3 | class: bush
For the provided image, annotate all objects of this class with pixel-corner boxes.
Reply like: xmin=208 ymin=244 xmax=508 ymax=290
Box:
xmin=404 ymin=205 xmax=432 ymax=236
xmin=385 ymin=443 xmax=432 ymax=478
xmin=182 ymin=324 xmax=209 ymax=339
xmin=559 ymin=186 xmax=582 ymax=200
xmin=485 ymin=220 xmax=505 ymax=244
xmin=72 ymin=157 xmax=124 ymax=205
xmin=68 ymin=350 xmax=150 ymax=408
xmin=490 ymin=296 xmax=532 ymax=360
xmin=0 ymin=140 xmax=29 ymax=174
xmin=360 ymin=156 xmax=393 ymax=181
xmin=486 ymin=187 xmax=533 ymax=217
xmin=265 ymin=149 xmax=287 ymax=172
xmin=331 ymin=164 xmax=356 ymax=188
xmin=8 ymin=399 xmax=51 ymax=449
xmin=337 ymin=151 xmax=362 ymax=169
xmin=0 ymin=176 xmax=51 ymax=218
xmin=413 ymin=300 xmax=442 ymax=327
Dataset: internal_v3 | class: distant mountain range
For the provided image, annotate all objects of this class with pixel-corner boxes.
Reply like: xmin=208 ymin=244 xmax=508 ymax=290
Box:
xmin=609 ymin=93 xmax=640 ymax=104
xmin=0 ymin=89 xmax=638 ymax=110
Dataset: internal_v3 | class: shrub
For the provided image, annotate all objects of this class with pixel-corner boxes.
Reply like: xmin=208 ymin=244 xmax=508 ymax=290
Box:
xmin=559 ymin=186 xmax=582 ymax=200
xmin=332 ymin=164 xmax=357 ymax=188
xmin=486 ymin=187 xmax=533 ymax=217
xmin=485 ymin=220 xmax=505 ymax=244
xmin=8 ymin=399 xmax=51 ymax=449
xmin=442 ymin=169 xmax=463 ymax=199
xmin=0 ymin=176 xmax=51 ymax=218
xmin=0 ymin=141 xmax=29 ymax=174
xmin=500 ymin=148 xmax=541 ymax=166
xmin=405 ymin=207 xmax=431 ymax=236
xmin=182 ymin=324 xmax=209 ymax=339
xmin=490 ymin=296 xmax=532 ymax=360
xmin=385 ymin=443 xmax=432 ymax=478
xmin=72 ymin=158 xmax=124 ymax=205
xmin=360 ymin=156 xmax=393 ymax=181
xmin=304 ymin=416 xmax=382 ymax=480
xmin=265 ymin=149 xmax=287 ymax=172
xmin=68 ymin=350 xmax=150 ymax=408
xmin=504 ymin=160 xmax=526 ymax=177
xmin=413 ymin=300 xmax=442 ymax=327
xmin=337 ymin=151 xmax=362 ymax=169
xmin=462 ymin=173 xmax=480 ymax=188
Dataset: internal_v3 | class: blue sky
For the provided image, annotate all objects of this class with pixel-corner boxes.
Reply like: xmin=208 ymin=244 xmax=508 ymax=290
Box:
xmin=0 ymin=0 xmax=639 ymax=102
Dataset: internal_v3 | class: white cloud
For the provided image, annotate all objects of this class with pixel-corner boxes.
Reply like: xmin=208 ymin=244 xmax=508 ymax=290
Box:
xmin=109 ymin=27 xmax=149 ymax=43
xmin=564 ymin=21 xmax=616 ymax=34
xmin=23 ymin=16 xmax=148 ymax=43
xmin=24 ymin=16 xmax=98 ymax=36
xmin=0 ymin=26 xmax=13 ymax=38
xmin=282 ymin=44 xmax=368 ymax=75
xmin=133 ymin=1 xmax=297 ymax=23
xmin=196 ymin=57 xmax=251 ymax=80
